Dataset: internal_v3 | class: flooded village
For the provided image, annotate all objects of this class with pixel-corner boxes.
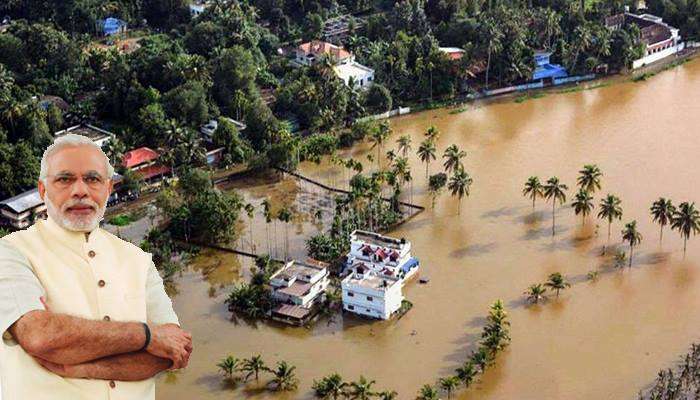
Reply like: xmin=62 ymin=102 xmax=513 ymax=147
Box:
xmin=1 ymin=1 xmax=700 ymax=399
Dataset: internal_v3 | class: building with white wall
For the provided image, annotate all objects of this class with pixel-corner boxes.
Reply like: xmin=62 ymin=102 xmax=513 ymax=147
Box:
xmin=605 ymin=12 xmax=684 ymax=69
xmin=269 ymin=259 xmax=330 ymax=325
xmin=346 ymin=230 xmax=420 ymax=281
xmin=341 ymin=265 xmax=403 ymax=320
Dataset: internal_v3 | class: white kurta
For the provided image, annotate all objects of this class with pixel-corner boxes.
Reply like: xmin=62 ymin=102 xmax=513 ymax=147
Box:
xmin=0 ymin=215 xmax=179 ymax=400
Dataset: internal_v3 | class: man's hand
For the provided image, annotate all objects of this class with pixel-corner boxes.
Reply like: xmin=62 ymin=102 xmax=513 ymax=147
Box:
xmin=146 ymin=324 xmax=192 ymax=370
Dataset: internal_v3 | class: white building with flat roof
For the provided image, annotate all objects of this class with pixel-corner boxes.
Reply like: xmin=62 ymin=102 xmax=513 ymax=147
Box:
xmin=346 ymin=230 xmax=420 ymax=281
xmin=269 ymin=259 xmax=330 ymax=325
xmin=341 ymin=265 xmax=403 ymax=320
xmin=333 ymin=61 xmax=375 ymax=89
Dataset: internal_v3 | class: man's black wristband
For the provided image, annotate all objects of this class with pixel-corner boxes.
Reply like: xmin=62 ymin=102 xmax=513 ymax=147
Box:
xmin=139 ymin=323 xmax=151 ymax=352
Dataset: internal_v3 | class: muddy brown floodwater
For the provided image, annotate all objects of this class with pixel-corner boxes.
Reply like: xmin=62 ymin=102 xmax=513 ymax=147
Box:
xmin=157 ymin=59 xmax=700 ymax=400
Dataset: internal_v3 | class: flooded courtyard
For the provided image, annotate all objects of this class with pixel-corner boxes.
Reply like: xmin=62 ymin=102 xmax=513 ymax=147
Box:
xmin=156 ymin=58 xmax=700 ymax=399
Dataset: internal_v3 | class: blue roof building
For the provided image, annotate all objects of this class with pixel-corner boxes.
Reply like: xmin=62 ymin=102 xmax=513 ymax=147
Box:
xmin=98 ymin=17 xmax=127 ymax=36
xmin=532 ymin=51 xmax=568 ymax=81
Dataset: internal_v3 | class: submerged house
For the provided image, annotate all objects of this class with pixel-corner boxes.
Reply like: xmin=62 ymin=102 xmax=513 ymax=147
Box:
xmin=605 ymin=12 xmax=684 ymax=68
xmin=532 ymin=51 xmax=568 ymax=83
xmin=269 ymin=259 xmax=330 ymax=325
xmin=341 ymin=230 xmax=419 ymax=320
xmin=341 ymin=265 xmax=403 ymax=320
xmin=294 ymin=40 xmax=375 ymax=90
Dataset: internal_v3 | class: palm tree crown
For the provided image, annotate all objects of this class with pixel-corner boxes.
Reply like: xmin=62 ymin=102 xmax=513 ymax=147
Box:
xmin=650 ymin=197 xmax=675 ymax=244
xmin=671 ymin=202 xmax=700 ymax=256
xmin=577 ymin=164 xmax=602 ymax=194
xmin=622 ymin=220 xmax=643 ymax=267
xmin=523 ymin=176 xmax=544 ymax=209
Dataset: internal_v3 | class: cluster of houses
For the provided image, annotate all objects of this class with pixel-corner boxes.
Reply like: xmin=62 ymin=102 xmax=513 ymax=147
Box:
xmin=0 ymin=114 xmax=244 ymax=230
xmin=293 ymin=40 xmax=375 ymax=90
xmin=267 ymin=230 xmax=420 ymax=325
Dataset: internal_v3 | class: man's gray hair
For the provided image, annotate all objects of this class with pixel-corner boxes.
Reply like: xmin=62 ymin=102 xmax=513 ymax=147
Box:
xmin=39 ymin=134 xmax=115 ymax=183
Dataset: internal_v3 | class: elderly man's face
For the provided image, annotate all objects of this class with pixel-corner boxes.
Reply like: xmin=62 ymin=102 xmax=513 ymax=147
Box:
xmin=38 ymin=145 xmax=114 ymax=232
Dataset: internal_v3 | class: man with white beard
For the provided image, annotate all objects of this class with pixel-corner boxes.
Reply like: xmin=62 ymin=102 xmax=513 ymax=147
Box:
xmin=0 ymin=134 xmax=193 ymax=400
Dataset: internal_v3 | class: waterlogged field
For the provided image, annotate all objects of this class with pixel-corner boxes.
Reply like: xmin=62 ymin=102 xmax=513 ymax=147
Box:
xmin=156 ymin=58 xmax=700 ymax=399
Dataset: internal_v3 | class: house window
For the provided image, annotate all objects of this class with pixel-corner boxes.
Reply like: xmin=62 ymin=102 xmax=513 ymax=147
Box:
xmin=367 ymin=296 xmax=373 ymax=301
xmin=348 ymin=292 xmax=354 ymax=297
xmin=348 ymin=305 xmax=355 ymax=310
xmin=366 ymin=308 xmax=371 ymax=313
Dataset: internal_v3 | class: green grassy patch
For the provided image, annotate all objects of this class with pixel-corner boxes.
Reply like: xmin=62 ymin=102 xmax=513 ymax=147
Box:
xmin=514 ymin=92 xmax=546 ymax=103
xmin=108 ymin=213 xmax=136 ymax=226
xmin=557 ymin=82 xmax=611 ymax=93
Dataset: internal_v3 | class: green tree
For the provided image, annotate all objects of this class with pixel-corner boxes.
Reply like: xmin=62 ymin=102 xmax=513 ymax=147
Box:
xmin=349 ymin=376 xmax=376 ymax=400
xmin=369 ymin=121 xmax=391 ymax=169
xmin=571 ymin=189 xmax=594 ymax=225
xmin=428 ymin=172 xmax=448 ymax=209
xmin=544 ymin=272 xmax=571 ymax=297
xmin=217 ymin=355 xmax=240 ymax=381
xmin=598 ymin=194 xmax=623 ymax=255
xmin=439 ymin=376 xmax=460 ymax=398
xmin=277 ymin=207 xmax=292 ymax=260
xmin=455 ymin=361 xmax=477 ymax=388
xmin=416 ymin=384 xmax=440 ymax=400
xmin=543 ymin=177 xmax=568 ymax=236
xmin=269 ymin=361 xmax=299 ymax=391
xmin=417 ymin=138 xmax=437 ymax=179
xmin=525 ymin=283 xmax=547 ymax=304
xmin=448 ymin=167 xmax=473 ymax=214
xmin=242 ymin=355 xmax=266 ymax=382
xmin=650 ymin=198 xmax=675 ymax=245
xmin=397 ymin=135 xmax=412 ymax=158
xmin=312 ymin=373 xmax=347 ymax=399
xmin=425 ymin=125 xmax=440 ymax=142
xmin=523 ymin=176 xmax=544 ymax=210
xmin=442 ymin=144 xmax=466 ymax=174
xmin=671 ymin=202 xmax=700 ymax=257
xmin=577 ymin=164 xmax=603 ymax=194
xmin=622 ymin=220 xmax=643 ymax=267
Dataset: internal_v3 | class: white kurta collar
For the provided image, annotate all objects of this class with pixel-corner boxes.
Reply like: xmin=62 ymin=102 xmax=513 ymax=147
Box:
xmin=38 ymin=214 xmax=101 ymax=254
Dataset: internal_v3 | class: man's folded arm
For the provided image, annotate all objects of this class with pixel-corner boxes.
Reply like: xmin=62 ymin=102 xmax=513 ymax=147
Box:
xmin=0 ymin=239 xmax=147 ymax=365
xmin=11 ymin=310 xmax=149 ymax=365
xmin=35 ymin=350 xmax=173 ymax=382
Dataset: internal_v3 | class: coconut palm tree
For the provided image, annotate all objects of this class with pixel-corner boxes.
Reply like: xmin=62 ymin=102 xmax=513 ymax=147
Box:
xmin=598 ymin=194 xmax=623 ymax=255
xmin=577 ymin=164 xmax=602 ymax=194
xmin=428 ymin=173 xmax=448 ymax=209
xmin=217 ymin=355 xmax=240 ymax=381
xmin=369 ymin=121 xmax=391 ymax=169
xmin=571 ymin=189 xmax=594 ymax=225
xmin=377 ymin=390 xmax=399 ymax=400
xmin=622 ymin=221 xmax=643 ymax=267
xmin=416 ymin=384 xmax=440 ymax=400
xmin=543 ymin=177 xmax=568 ymax=236
xmin=312 ymin=373 xmax=347 ymax=399
xmin=244 ymin=203 xmax=255 ymax=252
xmin=425 ymin=125 xmax=440 ymax=142
xmin=470 ymin=347 xmax=491 ymax=372
xmin=349 ymin=376 xmax=376 ymax=400
xmin=523 ymin=176 xmax=544 ymax=210
xmin=671 ymin=202 xmax=700 ymax=257
xmin=417 ymin=139 xmax=437 ymax=179
xmin=650 ymin=198 xmax=675 ymax=245
xmin=442 ymin=144 xmax=467 ymax=174
xmin=544 ymin=272 xmax=571 ymax=297
xmin=242 ymin=355 xmax=266 ymax=382
xmin=455 ymin=361 xmax=477 ymax=388
xmin=277 ymin=207 xmax=292 ymax=260
xmin=262 ymin=199 xmax=273 ymax=254
xmin=268 ymin=361 xmax=298 ymax=391
xmin=448 ymin=167 xmax=473 ymax=215
xmin=397 ymin=135 xmax=412 ymax=158
xmin=439 ymin=376 xmax=460 ymax=398
xmin=524 ymin=284 xmax=548 ymax=304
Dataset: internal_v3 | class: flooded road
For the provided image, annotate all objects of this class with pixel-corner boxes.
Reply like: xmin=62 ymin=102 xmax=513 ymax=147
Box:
xmin=157 ymin=58 xmax=700 ymax=399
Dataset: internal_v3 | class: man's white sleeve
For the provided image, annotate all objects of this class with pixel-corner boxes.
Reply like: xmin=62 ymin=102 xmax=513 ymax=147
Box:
xmin=0 ymin=239 xmax=46 ymax=342
xmin=145 ymin=255 xmax=180 ymax=326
